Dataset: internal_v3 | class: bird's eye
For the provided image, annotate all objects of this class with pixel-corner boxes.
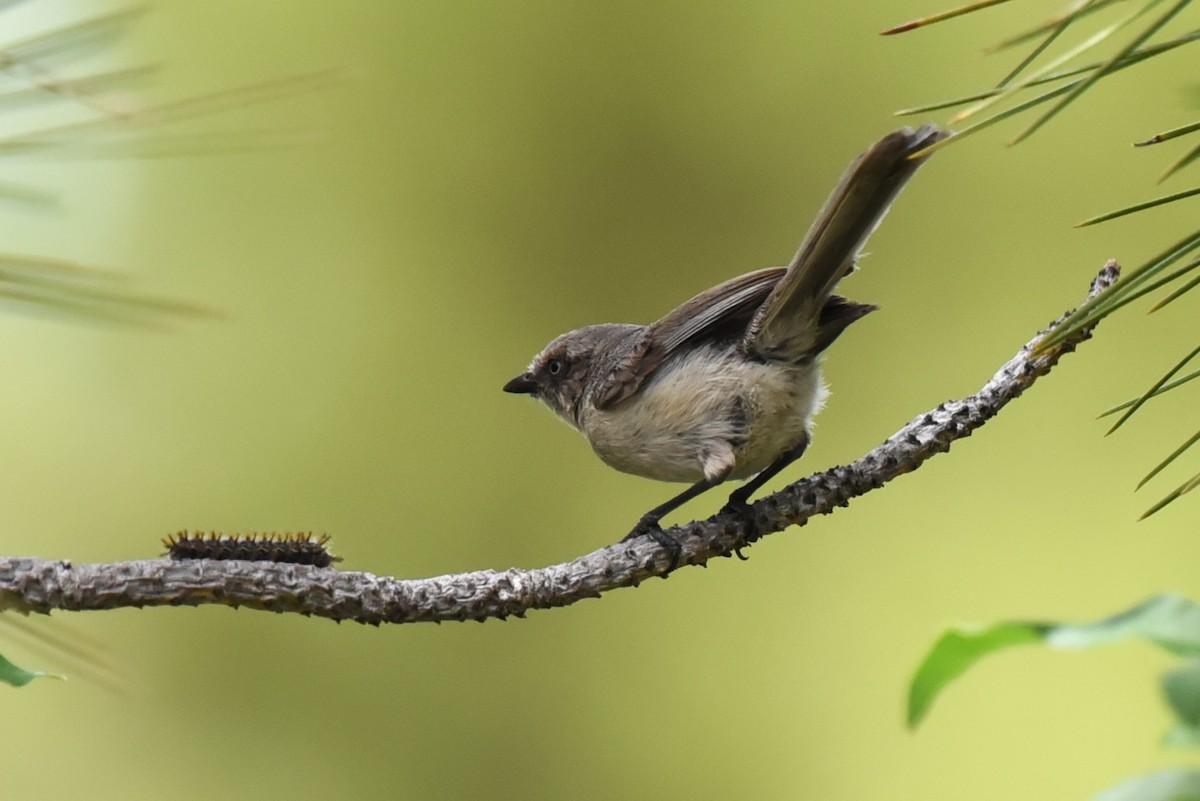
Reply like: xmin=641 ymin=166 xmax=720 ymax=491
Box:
xmin=546 ymin=359 xmax=563 ymax=376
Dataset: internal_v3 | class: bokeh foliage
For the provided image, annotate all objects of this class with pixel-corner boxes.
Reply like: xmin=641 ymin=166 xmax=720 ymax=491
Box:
xmin=0 ymin=2 xmax=1196 ymax=800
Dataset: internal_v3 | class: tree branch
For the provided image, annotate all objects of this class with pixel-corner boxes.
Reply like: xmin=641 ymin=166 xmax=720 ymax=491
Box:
xmin=0 ymin=261 xmax=1121 ymax=625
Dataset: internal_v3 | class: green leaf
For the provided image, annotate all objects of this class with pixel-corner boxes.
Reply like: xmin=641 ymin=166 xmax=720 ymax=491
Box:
xmin=1045 ymin=594 xmax=1200 ymax=657
xmin=907 ymin=621 xmax=1048 ymax=728
xmin=1090 ymin=768 xmax=1200 ymax=801
xmin=1164 ymin=724 xmax=1200 ymax=748
xmin=909 ymin=595 xmax=1200 ymax=728
xmin=1163 ymin=662 xmax=1200 ymax=730
xmin=0 ymin=652 xmax=60 ymax=687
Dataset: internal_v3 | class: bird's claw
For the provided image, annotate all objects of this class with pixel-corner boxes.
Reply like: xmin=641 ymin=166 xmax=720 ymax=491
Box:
xmin=622 ymin=517 xmax=681 ymax=574
xmin=720 ymin=497 xmax=758 ymax=560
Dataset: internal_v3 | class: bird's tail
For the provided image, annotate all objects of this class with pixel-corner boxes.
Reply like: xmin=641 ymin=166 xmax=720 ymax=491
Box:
xmin=746 ymin=125 xmax=946 ymax=361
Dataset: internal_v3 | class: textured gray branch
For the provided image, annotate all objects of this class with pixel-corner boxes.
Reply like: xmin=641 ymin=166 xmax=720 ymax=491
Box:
xmin=0 ymin=262 xmax=1120 ymax=625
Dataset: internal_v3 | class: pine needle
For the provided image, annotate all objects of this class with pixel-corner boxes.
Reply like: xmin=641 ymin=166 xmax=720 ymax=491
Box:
xmin=1098 ymin=368 xmax=1200 ymax=417
xmin=1011 ymin=0 xmax=1191 ymax=145
xmin=895 ymin=30 xmax=1200 ymax=116
xmin=881 ymin=0 xmax=1014 ymax=35
xmin=0 ymin=68 xmax=341 ymax=159
xmin=1077 ymin=186 xmax=1200 ymax=226
xmin=952 ymin=5 xmax=1149 ymax=126
xmin=1160 ymin=140 xmax=1200 ymax=182
xmin=0 ymin=65 xmax=159 ymax=111
xmin=995 ymin=15 xmax=1072 ymax=87
xmin=1135 ymin=119 xmax=1200 ymax=146
xmin=1148 ymin=271 xmax=1200 ymax=312
xmin=0 ymin=179 xmax=57 ymax=206
xmin=0 ymin=253 xmax=216 ymax=326
xmin=0 ymin=6 xmax=146 ymax=67
xmin=1107 ymin=344 xmax=1200 ymax=436
xmin=1039 ymin=229 xmax=1200 ymax=350
xmin=1138 ymin=429 xmax=1200 ymax=489
xmin=1081 ymin=256 xmax=1200 ymax=324
xmin=988 ymin=0 xmax=1129 ymax=51
xmin=908 ymin=80 xmax=1077 ymax=158
xmin=1141 ymin=471 xmax=1200 ymax=519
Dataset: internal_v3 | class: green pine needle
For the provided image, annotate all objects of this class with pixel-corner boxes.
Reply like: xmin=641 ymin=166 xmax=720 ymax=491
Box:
xmin=881 ymin=0 xmax=1014 ymax=35
xmin=1138 ymin=429 xmax=1200 ymax=489
xmin=1 ymin=5 xmax=147 ymax=64
xmin=1107 ymin=345 xmax=1200 ymax=436
xmin=954 ymin=1 xmax=1156 ymax=128
xmin=1039 ymin=229 xmax=1200 ymax=351
xmin=987 ymin=0 xmax=1126 ymax=52
xmin=895 ymin=30 xmax=1200 ymax=117
xmin=1077 ymin=187 xmax=1200 ymax=227
xmin=895 ymin=0 xmax=1200 ymax=516
xmin=1099 ymin=368 xmax=1200 ymax=418
xmin=1119 ymin=256 xmax=1200 ymax=312
xmin=1141 ymin=472 xmax=1200 ymax=519
xmin=1011 ymin=0 xmax=1188 ymax=145
xmin=1135 ymin=119 xmax=1200 ymax=146
xmin=1161 ymin=140 xmax=1200 ymax=182
xmin=995 ymin=18 xmax=1071 ymax=88
xmin=907 ymin=80 xmax=1076 ymax=159
xmin=1149 ymin=272 xmax=1200 ymax=312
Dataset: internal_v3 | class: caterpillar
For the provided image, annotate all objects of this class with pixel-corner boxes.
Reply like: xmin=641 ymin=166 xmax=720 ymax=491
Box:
xmin=163 ymin=531 xmax=340 ymax=568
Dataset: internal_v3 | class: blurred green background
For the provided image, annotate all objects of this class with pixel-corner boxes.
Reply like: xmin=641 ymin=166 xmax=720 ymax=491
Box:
xmin=2 ymin=1 xmax=1198 ymax=798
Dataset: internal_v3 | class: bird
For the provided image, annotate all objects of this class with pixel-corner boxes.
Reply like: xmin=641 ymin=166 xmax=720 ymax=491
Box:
xmin=504 ymin=125 xmax=945 ymax=570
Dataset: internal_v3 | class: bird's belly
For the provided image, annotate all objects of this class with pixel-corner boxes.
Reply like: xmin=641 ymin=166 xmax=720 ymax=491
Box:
xmin=581 ymin=349 xmax=825 ymax=483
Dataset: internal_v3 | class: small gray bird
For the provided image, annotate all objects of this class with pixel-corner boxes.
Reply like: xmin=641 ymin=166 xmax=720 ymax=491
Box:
xmin=504 ymin=125 xmax=945 ymax=569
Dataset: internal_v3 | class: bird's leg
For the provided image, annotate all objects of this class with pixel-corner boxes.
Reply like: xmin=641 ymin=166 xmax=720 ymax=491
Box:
xmin=622 ymin=476 xmax=727 ymax=573
xmin=721 ymin=435 xmax=810 ymax=555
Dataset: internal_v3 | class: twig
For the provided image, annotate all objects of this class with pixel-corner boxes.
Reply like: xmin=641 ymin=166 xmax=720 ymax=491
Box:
xmin=0 ymin=262 xmax=1121 ymax=625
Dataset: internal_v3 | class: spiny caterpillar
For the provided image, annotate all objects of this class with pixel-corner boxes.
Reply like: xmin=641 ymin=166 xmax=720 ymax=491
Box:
xmin=163 ymin=531 xmax=340 ymax=568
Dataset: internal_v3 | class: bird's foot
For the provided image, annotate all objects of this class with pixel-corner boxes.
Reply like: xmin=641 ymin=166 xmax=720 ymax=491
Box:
xmin=621 ymin=516 xmax=681 ymax=574
xmin=720 ymin=496 xmax=758 ymax=561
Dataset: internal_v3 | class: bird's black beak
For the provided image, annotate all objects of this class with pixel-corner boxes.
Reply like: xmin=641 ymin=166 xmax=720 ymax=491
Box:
xmin=503 ymin=373 xmax=538 ymax=395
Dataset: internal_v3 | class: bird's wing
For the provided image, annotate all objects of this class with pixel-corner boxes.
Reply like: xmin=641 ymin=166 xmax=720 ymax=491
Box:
xmin=592 ymin=267 xmax=784 ymax=410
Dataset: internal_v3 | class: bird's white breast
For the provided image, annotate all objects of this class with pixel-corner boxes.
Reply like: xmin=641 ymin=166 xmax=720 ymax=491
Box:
xmin=579 ymin=345 xmax=826 ymax=484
